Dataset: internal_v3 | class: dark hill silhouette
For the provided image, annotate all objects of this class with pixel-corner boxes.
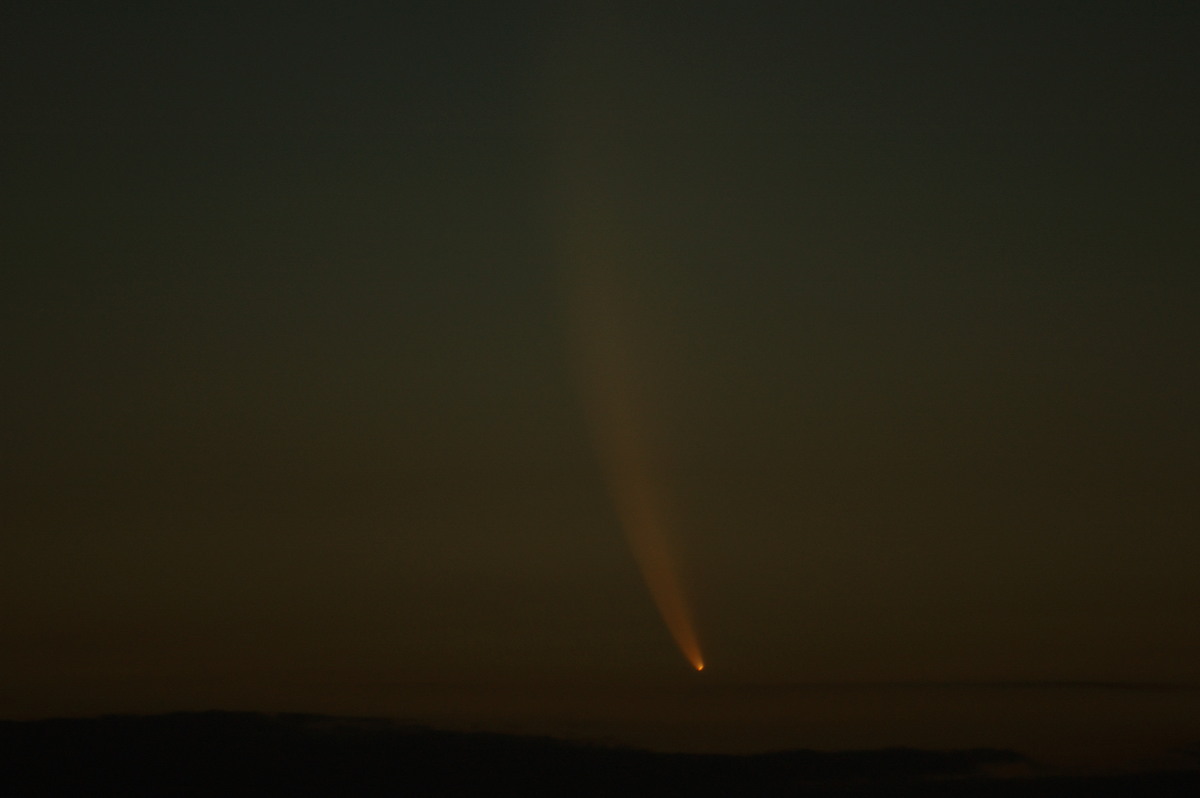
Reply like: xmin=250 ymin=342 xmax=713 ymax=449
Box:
xmin=0 ymin=712 xmax=1196 ymax=796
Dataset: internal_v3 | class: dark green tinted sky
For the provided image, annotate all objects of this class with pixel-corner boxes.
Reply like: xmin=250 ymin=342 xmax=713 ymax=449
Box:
xmin=3 ymin=0 xmax=1198 ymax=764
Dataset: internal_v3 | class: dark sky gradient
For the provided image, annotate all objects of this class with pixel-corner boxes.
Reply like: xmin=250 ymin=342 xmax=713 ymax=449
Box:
xmin=3 ymin=1 xmax=1198 ymax=770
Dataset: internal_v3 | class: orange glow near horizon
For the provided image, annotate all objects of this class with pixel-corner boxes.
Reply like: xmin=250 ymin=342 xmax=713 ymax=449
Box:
xmin=567 ymin=262 xmax=705 ymax=673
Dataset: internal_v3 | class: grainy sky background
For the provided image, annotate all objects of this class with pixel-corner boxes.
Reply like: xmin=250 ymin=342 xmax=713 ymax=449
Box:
xmin=3 ymin=0 xmax=1198 ymax=770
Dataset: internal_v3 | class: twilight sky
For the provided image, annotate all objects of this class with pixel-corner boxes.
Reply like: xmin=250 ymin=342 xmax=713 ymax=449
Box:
xmin=3 ymin=0 xmax=1198 ymax=768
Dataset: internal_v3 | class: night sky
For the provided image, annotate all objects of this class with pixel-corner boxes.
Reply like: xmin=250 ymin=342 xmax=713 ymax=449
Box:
xmin=4 ymin=1 xmax=1199 ymax=771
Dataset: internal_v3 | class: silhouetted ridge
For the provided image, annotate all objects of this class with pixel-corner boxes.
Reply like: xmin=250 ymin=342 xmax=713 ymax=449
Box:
xmin=0 ymin=712 xmax=1194 ymax=796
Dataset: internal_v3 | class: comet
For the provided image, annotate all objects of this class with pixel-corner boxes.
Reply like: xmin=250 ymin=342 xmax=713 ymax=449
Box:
xmin=564 ymin=262 xmax=705 ymax=673
xmin=550 ymin=12 xmax=706 ymax=673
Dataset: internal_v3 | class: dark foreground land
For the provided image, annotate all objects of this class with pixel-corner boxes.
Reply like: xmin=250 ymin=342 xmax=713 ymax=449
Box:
xmin=1 ymin=712 xmax=1197 ymax=796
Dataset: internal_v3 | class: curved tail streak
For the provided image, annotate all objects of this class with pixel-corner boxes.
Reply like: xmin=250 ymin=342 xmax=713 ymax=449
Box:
xmin=566 ymin=265 xmax=704 ymax=673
